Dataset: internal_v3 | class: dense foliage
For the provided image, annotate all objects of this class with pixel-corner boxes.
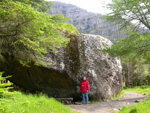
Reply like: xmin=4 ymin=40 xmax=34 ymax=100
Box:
xmin=104 ymin=0 xmax=150 ymax=30
xmin=102 ymin=0 xmax=150 ymax=87
xmin=2 ymin=0 xmax=53 ymax=12
xmin=0 ymin=0 xmax=78 ymax=66
xmin=103 ymin=0 xmax=150 ymax=60
xmin=122 ymin=58 xmax=150 ymax=87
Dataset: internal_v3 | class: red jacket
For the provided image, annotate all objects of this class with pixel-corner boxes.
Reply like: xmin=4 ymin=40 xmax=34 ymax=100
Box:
xmin=80 ymin=80 xmax=90 ymax=93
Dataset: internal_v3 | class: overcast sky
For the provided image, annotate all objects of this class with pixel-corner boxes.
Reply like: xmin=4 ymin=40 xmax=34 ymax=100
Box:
xmin=46 ymin=0 xmax=112 ymax=14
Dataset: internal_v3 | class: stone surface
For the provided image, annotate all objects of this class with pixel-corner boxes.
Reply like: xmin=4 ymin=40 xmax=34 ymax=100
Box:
xmin=55 ymin=98 xmax=73 ymax=104
xmin=0 ymin=34 xmax=122 ymax=100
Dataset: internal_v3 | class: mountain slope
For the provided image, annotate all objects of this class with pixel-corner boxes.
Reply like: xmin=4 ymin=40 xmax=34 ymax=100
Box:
xmin=48 ymin=2 xmax=125 ymax=41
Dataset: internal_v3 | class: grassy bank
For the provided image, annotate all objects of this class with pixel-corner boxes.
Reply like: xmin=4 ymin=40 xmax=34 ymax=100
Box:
xmin=119 ymin=98 xmax=150 ymax=113
xmin=119 ymin=86 xmax=150 ymax=113
xmin=122 ymin=86 xmax=150 ymax=95
xmin=0 ymin=92 xmax=75 ymax=113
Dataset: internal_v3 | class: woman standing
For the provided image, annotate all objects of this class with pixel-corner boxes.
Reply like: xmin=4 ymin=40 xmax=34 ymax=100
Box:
xmin=80 ymin=76 xmax=90 ymax=104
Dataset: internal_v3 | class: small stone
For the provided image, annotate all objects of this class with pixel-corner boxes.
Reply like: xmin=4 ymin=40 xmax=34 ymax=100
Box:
xmin=135 ymin=100 xmax=140 ymax=103
xmin=113 ymin=108 xmax=119 ymax=111
xmin=118 ymin=108 xmax=121 ymax=111
xmin=75 ymin=102 xmax=82 ymax=105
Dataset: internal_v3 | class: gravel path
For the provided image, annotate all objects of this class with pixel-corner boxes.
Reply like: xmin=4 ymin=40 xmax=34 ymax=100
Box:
xmin=69 ymin=92 xmax=149 ymax=113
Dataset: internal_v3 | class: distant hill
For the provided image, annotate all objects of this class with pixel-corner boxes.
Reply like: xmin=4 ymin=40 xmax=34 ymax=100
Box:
xmin=48 ymin=2 xmax=125 ymax=41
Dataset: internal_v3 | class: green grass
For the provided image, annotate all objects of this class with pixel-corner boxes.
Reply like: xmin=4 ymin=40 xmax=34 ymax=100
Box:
xmin=0 ymin=92 xmax=75 ymax=113
xmin=119 ymin=98 xmax=150 ymax=113
xmin=118 ymin=86 xmax=150 ymax=113
xmin=122 ymin=86 xmax=150 ymax=95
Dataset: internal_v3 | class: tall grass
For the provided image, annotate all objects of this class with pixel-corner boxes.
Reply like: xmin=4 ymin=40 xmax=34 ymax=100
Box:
xmin=0 ymin=92 xmax=75 ymax=113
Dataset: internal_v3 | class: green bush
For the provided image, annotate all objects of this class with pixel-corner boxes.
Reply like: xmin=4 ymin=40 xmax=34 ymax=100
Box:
xmin=131 ymin=75 xmax=150 ymax=87
xmin=133 ymin=78 xmax=141 ymax=86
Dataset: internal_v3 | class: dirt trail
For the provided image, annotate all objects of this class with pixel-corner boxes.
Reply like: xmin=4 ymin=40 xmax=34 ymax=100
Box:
xmin=69 ymin=92 xmax=149 ymax=113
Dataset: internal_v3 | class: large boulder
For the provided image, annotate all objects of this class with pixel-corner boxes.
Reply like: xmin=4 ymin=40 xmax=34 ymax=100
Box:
xmin=0 ymin=34 xmax=122 ymax=100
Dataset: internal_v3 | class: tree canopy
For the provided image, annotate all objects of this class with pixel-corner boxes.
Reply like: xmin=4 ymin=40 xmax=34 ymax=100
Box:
xmin=0 ymin=0 xmax=78 ymax=66
xmin=103 ymin=0 xmax=150 ymax=63
xmin=1 ymin=0 xmax=53 ymax=12
xmin=104 ymin=0 xmax=150 ymax=30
